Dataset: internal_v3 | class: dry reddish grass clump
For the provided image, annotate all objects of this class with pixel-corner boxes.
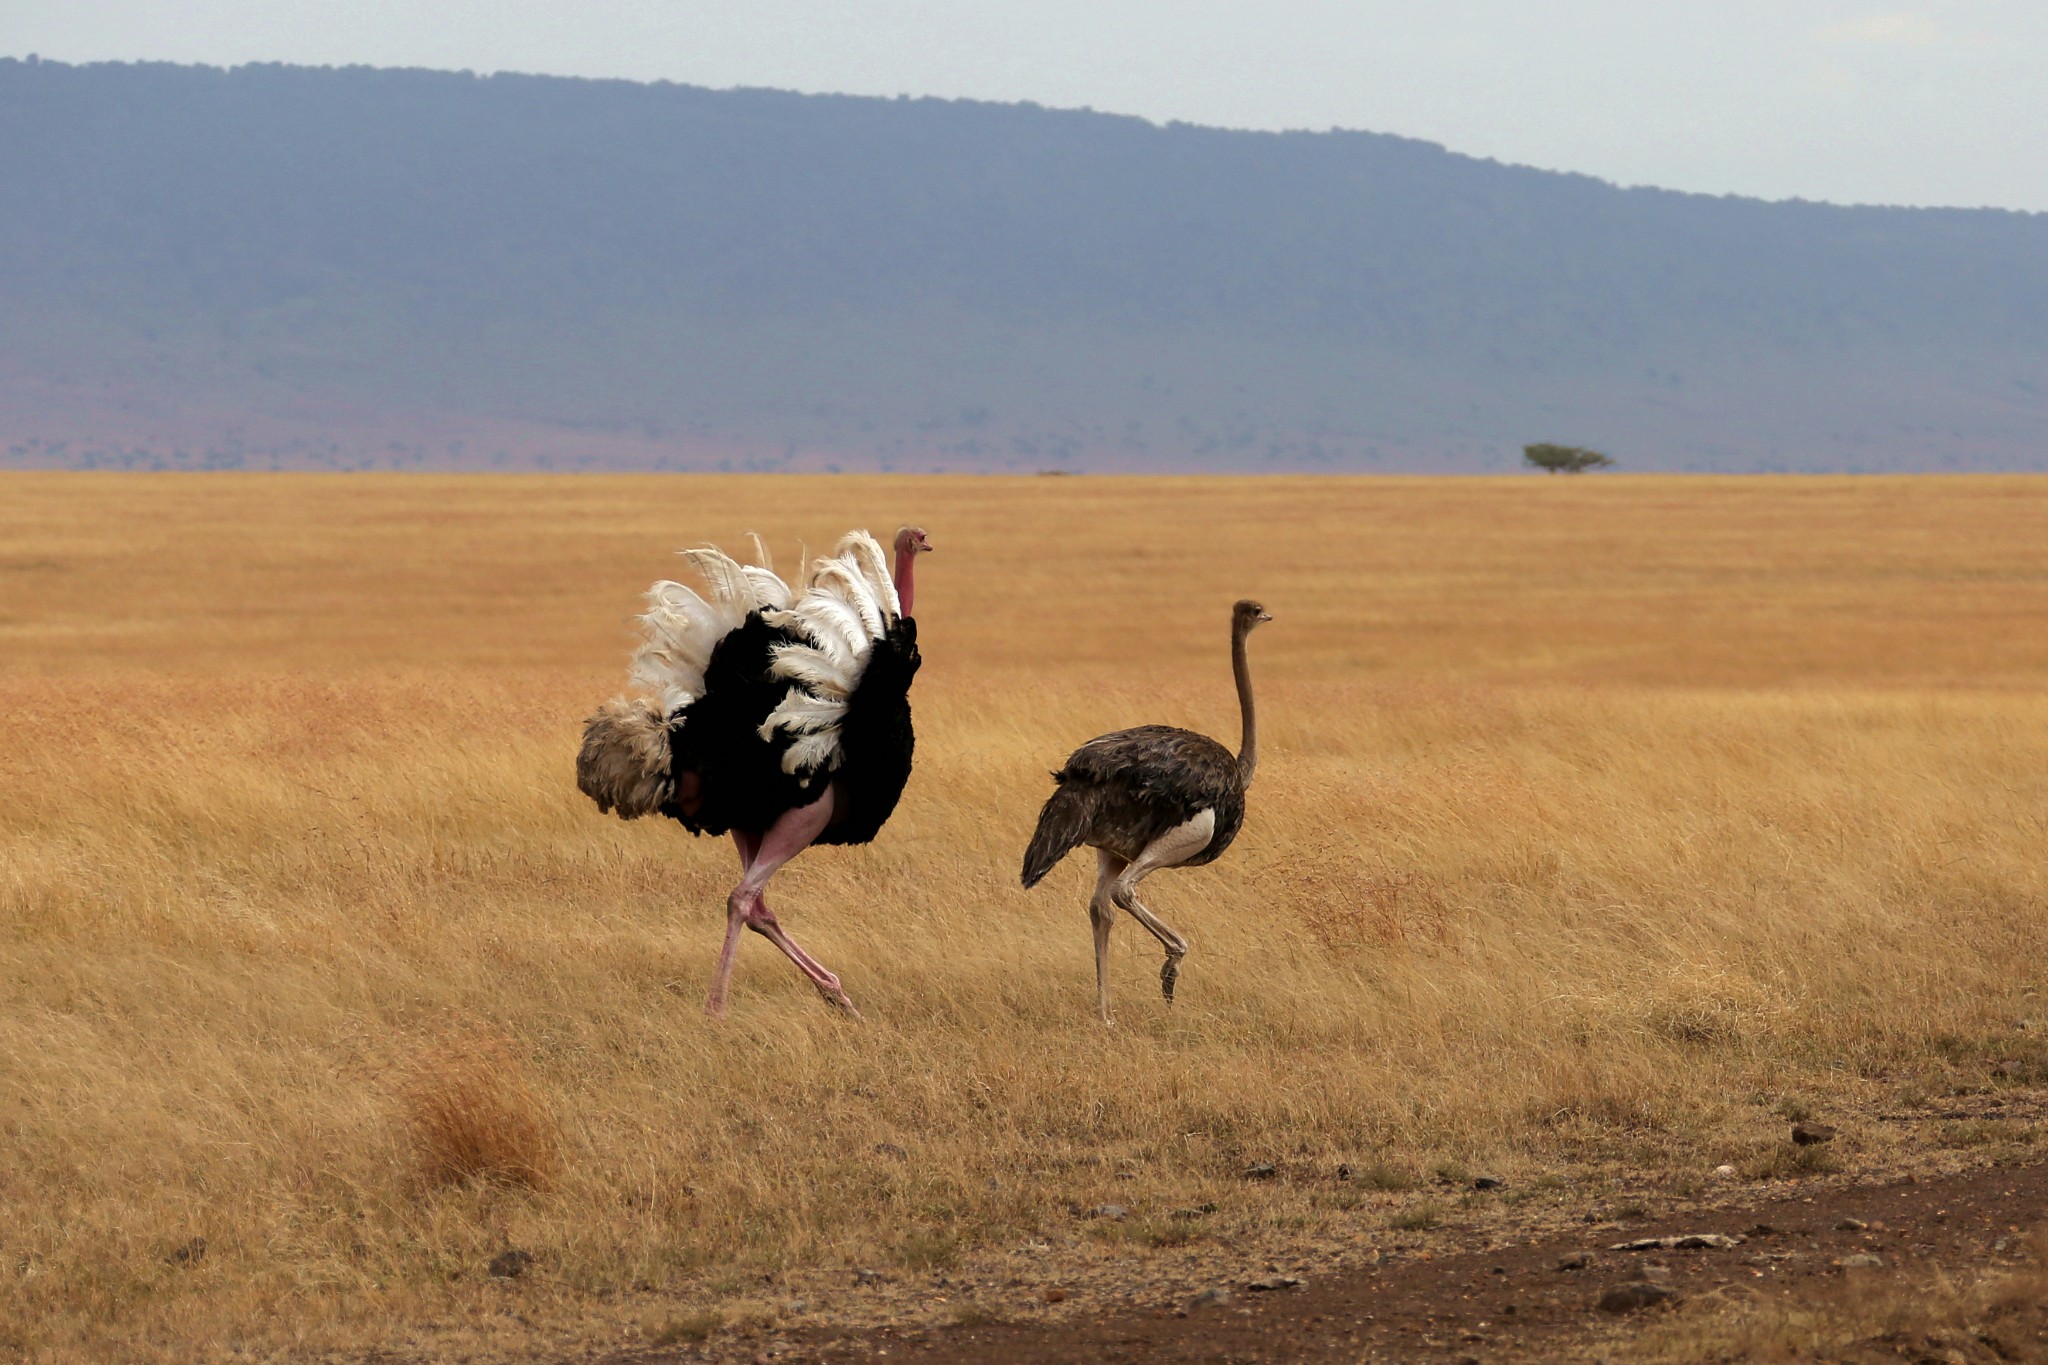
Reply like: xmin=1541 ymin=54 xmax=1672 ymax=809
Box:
xmin=392 ymin=1030 xmax=560 ymax=1191
xmin=2 ymin=473 xmax=2047 ymax=1360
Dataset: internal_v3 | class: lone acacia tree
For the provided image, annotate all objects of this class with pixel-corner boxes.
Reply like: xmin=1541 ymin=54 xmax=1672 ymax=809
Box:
xmin=1523 ymin=443 xmax=1615 ymax=474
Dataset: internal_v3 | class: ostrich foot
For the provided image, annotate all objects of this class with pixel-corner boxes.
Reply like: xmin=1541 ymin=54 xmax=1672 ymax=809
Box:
xmin=1161 ymin=953 xmax=1184 ymax=1002
xmin=819 ymin=987 xmax=864 ymax=1021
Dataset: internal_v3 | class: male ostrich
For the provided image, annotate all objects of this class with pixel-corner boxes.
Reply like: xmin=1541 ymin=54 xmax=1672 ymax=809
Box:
xmin=1021 ymin=599 xmax=1271 ymax=1021
xmin=577 ymin=526 xmax=932 ymax=1018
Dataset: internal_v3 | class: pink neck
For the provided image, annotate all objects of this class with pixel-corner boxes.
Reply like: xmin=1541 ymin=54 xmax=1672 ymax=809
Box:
xmin=894 ymin=545 xmax=917 ymax=617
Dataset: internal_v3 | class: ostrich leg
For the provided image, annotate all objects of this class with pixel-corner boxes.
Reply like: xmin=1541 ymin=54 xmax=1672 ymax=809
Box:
xmin=705 ymin=788 xmax=858 ymax=1017
xmin=1090 ymin=850 xmax=1128 ymax=1023
xmin=1111 ymin=810 xmax=1214 ymax=1003
xmin=705 ymin=829 xmax=773 ymax=1017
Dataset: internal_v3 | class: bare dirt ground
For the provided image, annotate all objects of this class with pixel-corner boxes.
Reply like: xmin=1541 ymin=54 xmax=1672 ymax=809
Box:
xmin=600 ymin=1144 xmax=2048 ymax=1365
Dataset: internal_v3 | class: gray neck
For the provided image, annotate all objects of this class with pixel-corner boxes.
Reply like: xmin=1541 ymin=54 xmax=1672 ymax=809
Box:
xmin=1233 ymin=622 xmax=1258 ymax=786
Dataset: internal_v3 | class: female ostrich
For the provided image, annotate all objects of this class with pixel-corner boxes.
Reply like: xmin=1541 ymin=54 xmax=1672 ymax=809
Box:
xmin=1021 ymin=599 xmax=1271 ymax=1021
xmin=577 ymin=526 xmax=932 ymax=1018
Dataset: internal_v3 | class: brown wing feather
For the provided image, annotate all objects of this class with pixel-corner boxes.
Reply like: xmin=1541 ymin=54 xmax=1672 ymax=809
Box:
xmin=1049 ymin=725 xmax=1243 ymax=865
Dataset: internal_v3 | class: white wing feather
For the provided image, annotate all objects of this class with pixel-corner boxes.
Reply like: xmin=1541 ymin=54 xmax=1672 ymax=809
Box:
xmin=758 ymin=687 xmax=849 ymax=736
xmin=834 ymin=531 xmax=901 ymax=620
xmin=754 ymin=528 xmax=908 ymax=777
xmin=611 ymin=529 xmax=900 ymax=779
xmin=779 ymin=730 xmax=845 ymax=776
xmin=622 ymin=544 xmax=793 ymax=717
xmin=742 ymin=566 xmax=794 ymax=612
xmin=767 ymin=595 xmax=868 ymax=665
xmin=767 ymin=642 xmax=857 ymax=699
xmin=810 ymin=560 xmax=885 ymax=639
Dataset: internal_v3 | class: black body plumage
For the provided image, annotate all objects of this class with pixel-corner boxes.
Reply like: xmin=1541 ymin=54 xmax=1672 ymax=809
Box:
xmin=820 ymin=615 xmax=920 ymax=846
xmin=661 ymin=613 xmax=920 ymax=844
xmin=1020 ymin=723 xmax=1246 ymax=886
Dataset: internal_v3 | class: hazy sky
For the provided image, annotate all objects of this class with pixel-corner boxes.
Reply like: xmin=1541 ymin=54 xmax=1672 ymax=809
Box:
xmin=11 ymin=1 xmax=2048 ymax=212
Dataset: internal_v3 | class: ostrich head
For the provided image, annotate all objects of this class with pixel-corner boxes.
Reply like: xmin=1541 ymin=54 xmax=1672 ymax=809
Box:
xmin=1233 ymin=599 xmax=1272 ymax=633
xmin=894 ymin=526 xmax=933 ymax=556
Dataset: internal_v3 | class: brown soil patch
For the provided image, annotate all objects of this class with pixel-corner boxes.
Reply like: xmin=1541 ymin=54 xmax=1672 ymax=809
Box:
xmin=612 ymin=1159 xmax=2048 ymax=1364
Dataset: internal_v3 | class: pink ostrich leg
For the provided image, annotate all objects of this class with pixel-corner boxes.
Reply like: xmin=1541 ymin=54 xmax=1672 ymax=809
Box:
xmin=704 ymin=787 xmax=860 ymax=1018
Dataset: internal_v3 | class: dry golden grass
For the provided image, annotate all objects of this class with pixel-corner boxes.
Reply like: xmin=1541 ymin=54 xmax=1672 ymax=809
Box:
xmin=1628 ymin=1234 xmax=2048 ymax=1363
xmin=3 ymin=473 xmax=2048 ymax=1359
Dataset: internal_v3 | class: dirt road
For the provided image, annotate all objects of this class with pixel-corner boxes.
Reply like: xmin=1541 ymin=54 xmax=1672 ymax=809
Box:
xmin=631 ymin=1160 xmax=2048 ymax=1364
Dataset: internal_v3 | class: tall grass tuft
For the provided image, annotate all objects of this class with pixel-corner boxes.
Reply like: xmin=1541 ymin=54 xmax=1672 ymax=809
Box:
xmin=394 ymin=1030 xmax=560 ymax=1191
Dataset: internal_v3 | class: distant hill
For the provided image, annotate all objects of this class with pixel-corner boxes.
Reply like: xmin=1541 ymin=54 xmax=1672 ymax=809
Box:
xmin=3 ymin=57 xmax=2046 ymax=472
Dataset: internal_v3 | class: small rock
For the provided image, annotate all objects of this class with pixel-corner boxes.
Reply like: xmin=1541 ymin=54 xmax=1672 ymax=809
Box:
xmin=1791 ymin=1122 xmax=1837 ymax=1146
xmin=1188 ymin=1287 xmax=1231 ymax=1308
xmin=1839 ymin=1253 xmax=1884 ymax=1270
xmin=1556 ymin=1252 xmax=1593 ymax=1271
xmin=1748 ymin=1223 xmax=1781 ymax=1237
xmin=487 ymin=1248 xmax=533 ymax=1280
xmin=1246 ymin=1275 xmax=1304 ymax=1292
xmin=1472 ymin=1175 xmax=1505 ymax=1191
xmin=166 ymin=1237 xmax=206 ymax=1267
xmin=1712 ymin=1164 xmax=1737 ymax=1178
xmin=1835 ymin=1217 xmax=1868 ymax=1232
xmin=1598 ymin=1282 xmax=1679 ymax=1313
xmin=1088 ymin=1204 xmax=1129 ymax=1221
xmin=1244 ymin=1162 xmax=1278 ymax=1180
xmin=873 ymin=1142 xmax=909 ymax=1162
xmin=1042 ymin=1287 xmax=1067 ymax=1304
xmin=853 ymin=1267 xmax=886 ymax=1286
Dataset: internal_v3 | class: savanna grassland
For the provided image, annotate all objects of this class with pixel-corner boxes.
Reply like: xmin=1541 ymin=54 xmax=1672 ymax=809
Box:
xmin=4 ymin=473 xmax=2048 ymax=1362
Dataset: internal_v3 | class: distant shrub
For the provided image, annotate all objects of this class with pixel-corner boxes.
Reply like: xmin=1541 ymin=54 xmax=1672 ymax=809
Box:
xmin=1524 ymin=443 xmax=1615 ymax=474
